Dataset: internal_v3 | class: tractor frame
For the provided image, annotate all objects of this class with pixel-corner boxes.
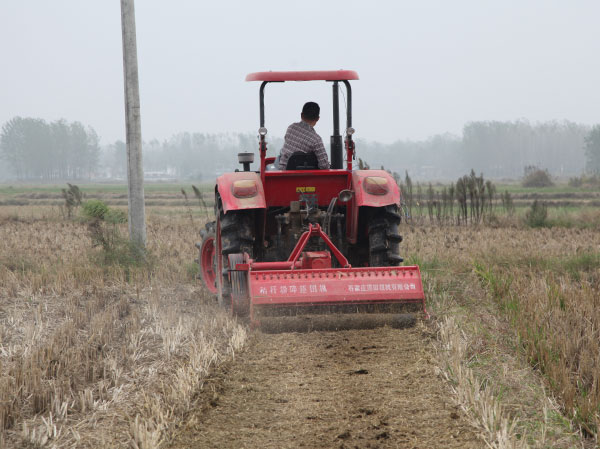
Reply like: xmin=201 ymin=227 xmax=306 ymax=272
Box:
xmin=198 ymin=71 xmax=425 ymax=324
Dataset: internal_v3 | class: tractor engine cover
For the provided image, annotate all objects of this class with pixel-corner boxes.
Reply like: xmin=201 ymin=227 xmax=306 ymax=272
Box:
xmin=300 ymin=251 xmax=331 ymax=270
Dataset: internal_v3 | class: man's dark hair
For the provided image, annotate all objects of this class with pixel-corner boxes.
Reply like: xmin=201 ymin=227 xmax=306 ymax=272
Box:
xmin=301 ymin=102 xmax=320 ymax=121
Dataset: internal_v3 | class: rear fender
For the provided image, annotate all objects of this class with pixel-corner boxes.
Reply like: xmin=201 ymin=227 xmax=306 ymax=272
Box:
xmin=348 ymin=170 xmax=401 ymax=244
xmin=216 ymin=172 xmax=266 ymax=213
xmin=352 ymin=170 xmax=400 ymax=207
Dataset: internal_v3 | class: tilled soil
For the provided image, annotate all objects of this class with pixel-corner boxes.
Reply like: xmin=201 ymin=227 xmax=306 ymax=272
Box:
xmin=169 ymin=324 xmax=482 ymax=449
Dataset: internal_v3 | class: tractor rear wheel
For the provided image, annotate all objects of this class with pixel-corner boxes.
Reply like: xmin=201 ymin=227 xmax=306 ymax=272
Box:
xmin=216 ymin=203 xmax=255 ymax=308
xmin=368 ymin=205 xmax=403 ymax=267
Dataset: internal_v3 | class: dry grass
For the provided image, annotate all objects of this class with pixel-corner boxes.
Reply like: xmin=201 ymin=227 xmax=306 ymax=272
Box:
xmin=436 ymin=316 xmax=527 ymax=449
xmin=473 ymin=250 xmax=600 ymax=440
xmin=404 ymin=225 xmax=599 ymax=447
xmin=1 ymin=196 xmax=599 ymax=448
xmin=0 ymin=206 xmax=245 ymax=448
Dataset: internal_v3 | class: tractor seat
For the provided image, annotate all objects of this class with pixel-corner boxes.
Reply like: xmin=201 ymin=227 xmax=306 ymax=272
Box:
xmin=285 ymin=152 xmax=319 ymax=170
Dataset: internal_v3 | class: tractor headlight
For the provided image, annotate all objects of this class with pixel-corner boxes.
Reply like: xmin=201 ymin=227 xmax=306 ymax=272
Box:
xmin=258 ymin=127 xmax=268 ymax=136
xmin=363 ymin=177 xmax=389 ymax=195
xmin=232 ymin=180 xmax=258 ymax=198
xmin=338 ymin=189 xmax=354 ymax=202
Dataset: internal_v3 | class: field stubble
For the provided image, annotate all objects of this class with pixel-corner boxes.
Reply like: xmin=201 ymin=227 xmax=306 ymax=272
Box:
xmin=0 ymin=206 xmax=244 ymax=448
xmin=404 ymin=224 xmax=600 ymax=447
xmin=1 ymin=195 xmax=599 ymax=448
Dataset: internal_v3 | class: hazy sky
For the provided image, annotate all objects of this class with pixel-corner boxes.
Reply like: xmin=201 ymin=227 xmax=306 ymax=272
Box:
xmin=1 ymin=1 xmax=599 ymax=146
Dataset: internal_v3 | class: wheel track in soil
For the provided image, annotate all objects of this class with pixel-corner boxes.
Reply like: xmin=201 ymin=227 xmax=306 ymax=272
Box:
xmin=168 ymin=324 xmax=483 ymax=449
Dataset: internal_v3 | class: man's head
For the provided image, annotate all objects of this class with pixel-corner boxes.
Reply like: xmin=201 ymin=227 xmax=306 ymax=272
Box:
xmin=301 ymin=102 xmax=320 ymax=125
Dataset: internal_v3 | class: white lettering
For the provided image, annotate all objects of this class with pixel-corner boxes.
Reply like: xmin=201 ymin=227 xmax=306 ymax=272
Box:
xmin=259 ymin=287 xmax=267 ymax=295
xmin=309 ymin=285 xmax=317 ymax=293
xmin=319 ymin=285 xmax=327 ymax=293
xmin=300 ymin=285 xmax=307 ymax=294
xmin=290 ymin=285 xmax=297 ymax=293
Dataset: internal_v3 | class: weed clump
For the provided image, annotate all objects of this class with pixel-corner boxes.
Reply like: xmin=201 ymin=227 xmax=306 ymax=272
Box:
xmin=568 ymin=174 xmax=600 ymax=188
xmin=60 ymin=183 xmax=83 ymax=218
xmin=398 ymin=170 xmax=496 ymax=225
xmin=525 ymin=200 xmax=548 ymax=228
xmin=82 ymin=199 xmax=109 ymax=220
xmin=568 ymin=176 xmax=583 ymax=188
xmin=81 ymin=200 xmax=144 ymax=268
xmin=455 ymin=170 xmax=493 ymax=224
xmin=500 ymin=190 xmax=515 ymax=216
xmin=522 ymin=166 xmax=554 ymax=188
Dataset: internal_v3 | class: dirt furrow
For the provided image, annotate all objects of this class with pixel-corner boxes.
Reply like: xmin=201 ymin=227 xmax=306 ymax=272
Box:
xmin=169 ymin=325 xmax=482 ymax=448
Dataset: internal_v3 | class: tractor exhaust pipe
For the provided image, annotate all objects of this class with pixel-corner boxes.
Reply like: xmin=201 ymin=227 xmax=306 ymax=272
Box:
xmin=330 ymin=81 xmax=343 ymax=169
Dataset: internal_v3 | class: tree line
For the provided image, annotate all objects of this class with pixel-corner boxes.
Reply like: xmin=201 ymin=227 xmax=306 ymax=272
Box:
xmin=2 ymin=116 xmax=600 ymax=181
xmin=99 ymin=132 xmax=272 ymax=180
xmin=358 ymin=120 xmax=597 ymax=180
xmin=1 ymin=117 xmax=100 ymax=180
xmin=117 ymin=120 xmax=598 ymax=181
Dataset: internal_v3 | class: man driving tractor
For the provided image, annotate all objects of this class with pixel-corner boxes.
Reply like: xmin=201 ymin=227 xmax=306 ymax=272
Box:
xmin=278 ymin=102 xmax=330 ymax=170
xmin=197 ymin=70 xmax=426 ymax=326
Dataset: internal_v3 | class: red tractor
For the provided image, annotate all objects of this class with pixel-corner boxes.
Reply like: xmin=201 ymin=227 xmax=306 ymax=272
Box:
xmin=198 ymin=70 xmax=425 ymax=329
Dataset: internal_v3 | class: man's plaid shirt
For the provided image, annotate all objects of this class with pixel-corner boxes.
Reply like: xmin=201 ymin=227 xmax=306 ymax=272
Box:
xmin=278 ymin=121 xmax=330 ymax=169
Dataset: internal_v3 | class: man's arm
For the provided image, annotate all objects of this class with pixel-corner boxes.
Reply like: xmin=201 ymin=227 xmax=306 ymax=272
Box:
xmin=313 ymin=136 xmax=330 ymax=169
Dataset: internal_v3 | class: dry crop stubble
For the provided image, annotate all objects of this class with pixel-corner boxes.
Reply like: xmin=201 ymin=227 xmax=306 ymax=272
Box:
xmin=0 ymin=207 xmax=245 ymax=448
xmin=404 ymin=224 xmax=600 ymax=447
xmin=2 ymin=197 xmax=598 ymax=448
xmin=474 ymin=252 xmax=600 ymax=440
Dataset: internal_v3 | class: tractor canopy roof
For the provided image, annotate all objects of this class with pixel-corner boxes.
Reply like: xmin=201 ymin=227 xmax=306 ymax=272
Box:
xmin=245 ymin=70 xmax=359 ymax=82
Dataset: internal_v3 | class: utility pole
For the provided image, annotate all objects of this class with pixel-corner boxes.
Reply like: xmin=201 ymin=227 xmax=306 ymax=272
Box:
xmin=120 ymin=0 xmax=146 ymax=247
